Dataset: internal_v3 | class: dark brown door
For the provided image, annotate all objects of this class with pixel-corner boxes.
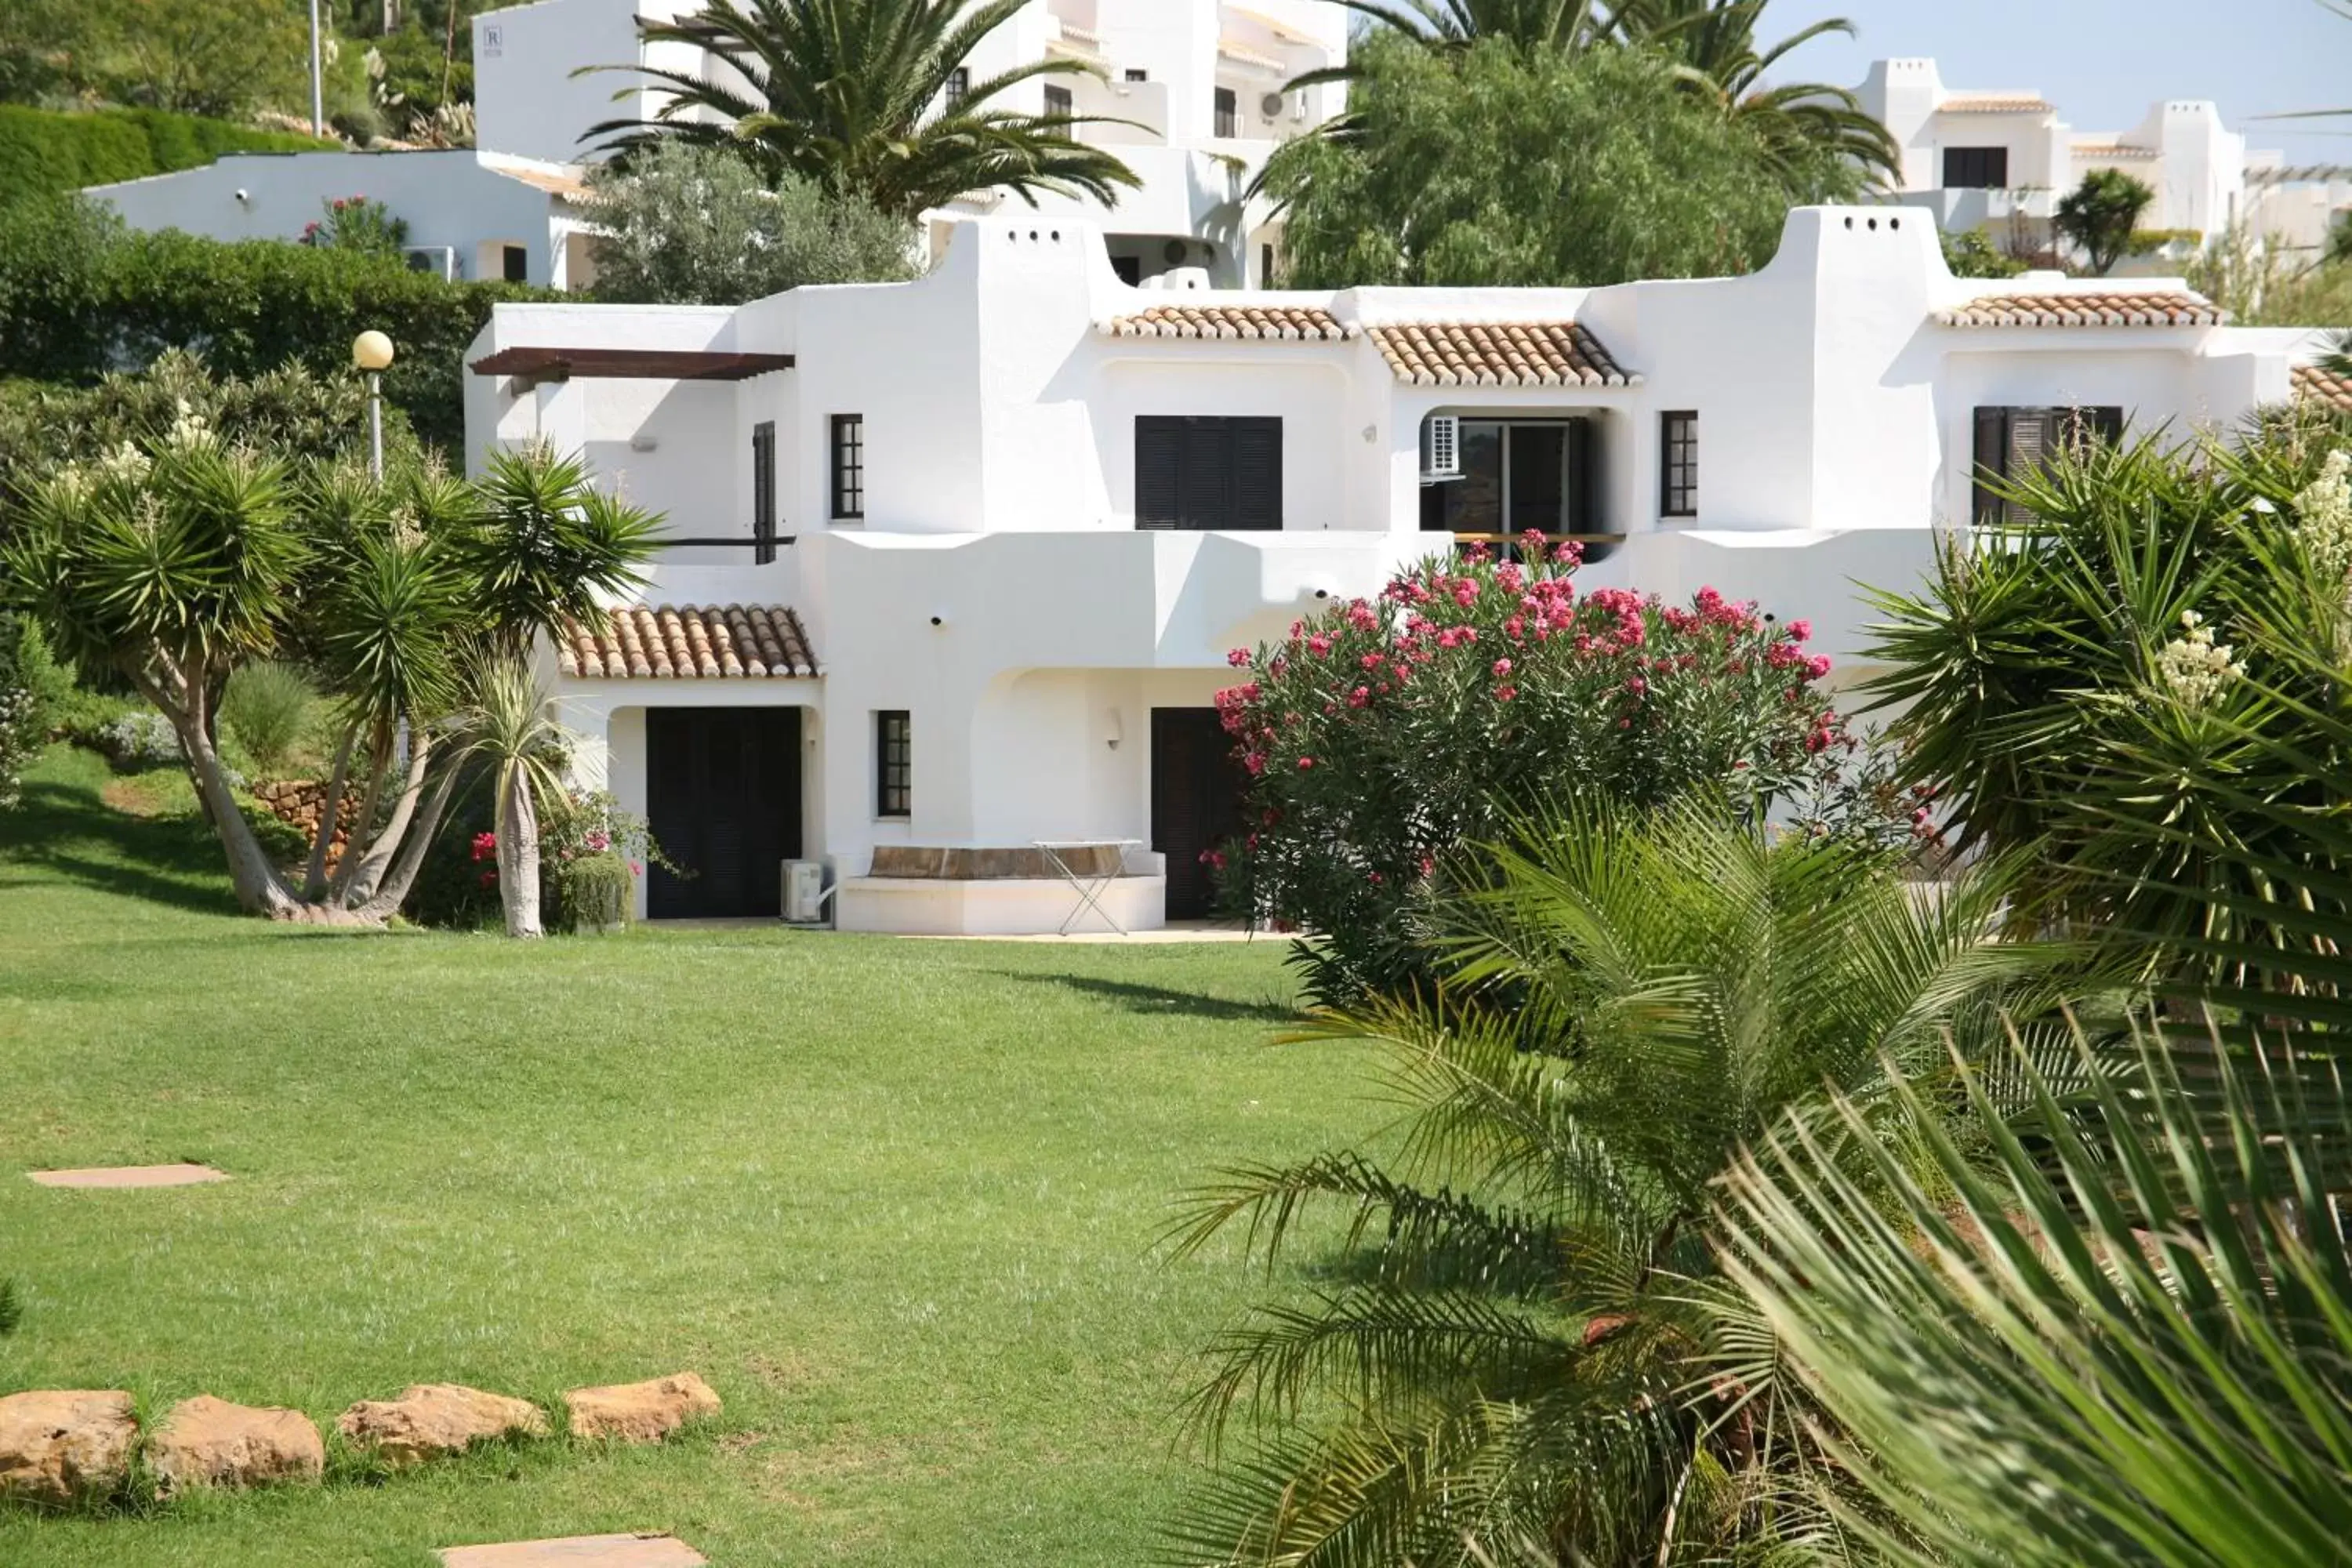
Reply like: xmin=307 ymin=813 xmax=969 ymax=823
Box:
xmin=1152 ymin=708 xmax=1248 ymax=920
xmin=646 ymin=708 xmax=802 ymax=918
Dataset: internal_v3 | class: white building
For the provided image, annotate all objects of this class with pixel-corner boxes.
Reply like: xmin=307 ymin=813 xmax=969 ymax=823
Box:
xmin=83 ymin=149 xmax=596 ymax=288
xmin=459 ymin=205 xmax=2325 ymax=934
xmin=83 ymin=0 xmax=1345 ymax=292
xmin=1857 ymin=57 xmax=2347 ymax=267
xmin=474 ymin=0 xmax=1348 ymax=288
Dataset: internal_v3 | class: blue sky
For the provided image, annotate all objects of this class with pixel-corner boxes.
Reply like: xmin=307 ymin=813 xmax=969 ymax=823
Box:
xmin=1770 ymin=0 xmax=2351 ymax=166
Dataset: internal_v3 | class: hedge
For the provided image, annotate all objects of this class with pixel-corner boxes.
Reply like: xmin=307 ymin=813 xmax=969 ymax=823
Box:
xmin=0 ymin=197 xmax=550 ymax=452
xmin=0 ymin=106 xmax=334 ymax=205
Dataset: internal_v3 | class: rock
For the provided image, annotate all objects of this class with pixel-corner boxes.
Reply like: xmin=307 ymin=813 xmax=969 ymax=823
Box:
xmin=564 ymin=1374 xmax=720 ymax=1443
xmin=338 ymin=1384 xmax=548 ymax=1468
xmin=150 ymin=1396 xmax=324 ymax=1492
xmin=0 ymin=1390 xmax=137 ymax=1504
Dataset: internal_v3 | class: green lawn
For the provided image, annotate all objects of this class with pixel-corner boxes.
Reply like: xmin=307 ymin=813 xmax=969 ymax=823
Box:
xmin=0 ymin=747 xmax=1365 ymax=1565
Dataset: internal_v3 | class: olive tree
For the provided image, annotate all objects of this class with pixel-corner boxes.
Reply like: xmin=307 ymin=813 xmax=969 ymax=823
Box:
xmin=1 ymin=419 xmax=658 ymax=925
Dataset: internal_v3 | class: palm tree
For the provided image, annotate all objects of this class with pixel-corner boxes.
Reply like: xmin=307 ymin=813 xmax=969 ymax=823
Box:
xmin=1168 ymin=807 xmax=2102 ymax=1566
xmin=1305 ymin=0 xmax=1896 ymax=186
xmin=583 ymin=0 xmax=1142 ymax=221
xmin=1618 ymin=0 xmax=1899 ymax=185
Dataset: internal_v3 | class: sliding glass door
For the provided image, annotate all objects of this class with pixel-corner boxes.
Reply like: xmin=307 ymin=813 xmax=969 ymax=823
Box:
xmin=1420 ymin=418 xmax=1595 ymax=535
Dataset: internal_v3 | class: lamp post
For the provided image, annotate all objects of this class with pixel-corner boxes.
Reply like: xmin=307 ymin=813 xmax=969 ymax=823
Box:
xmin=308 ymin=0 xmax=324 ymax=136
xmin=352 ymin=331 xmax=395 ymax=479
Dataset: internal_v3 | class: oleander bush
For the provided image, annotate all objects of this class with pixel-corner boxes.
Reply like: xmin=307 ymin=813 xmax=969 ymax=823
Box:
xmin=1212 ymin=537 xmax=1866 ymax=1001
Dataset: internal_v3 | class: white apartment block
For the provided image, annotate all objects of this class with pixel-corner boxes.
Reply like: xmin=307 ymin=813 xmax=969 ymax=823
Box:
xmin=460 ymin=206 xmax=2329 ymax=935
xmin=79 ymin=0 xmax=1345 ymax=292
xmin=1859 ymin=56 xmax=2349 ymax=267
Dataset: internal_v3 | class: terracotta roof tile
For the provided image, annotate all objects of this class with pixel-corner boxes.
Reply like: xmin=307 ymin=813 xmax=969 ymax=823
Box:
xmin=1937 ymin=290 xmax=2225 ymax=328
xmin=557 ymin=604 xmax=818 ymax=681
xmin=2074 ymin=142 xmax=2160 ymax=162
xmin=1940 ymin=95 xmax=2055 ymax=114
xmin=2295 ymin=362 xmax=2352 ymax=412
xmin=1370 ymin=321 xmax=1636 ymax=387
xmin=1101 ymin=304 xmax=1355 ymax=340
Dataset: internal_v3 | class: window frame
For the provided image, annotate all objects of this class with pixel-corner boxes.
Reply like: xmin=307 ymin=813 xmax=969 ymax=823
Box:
xmin=1659 ymin=411 xmax=1698 ymax=520
xmin=1971 ymin=405 xmax=2125 ymax=524
xmin=1043 ymin=82 xmax=1073 ymax=118
xmin=829 ymin=413 xmax=866 ymax=522
xmin=875 ymin=710 xmax=912 ymax=819
xmin=1134 ymin=416 xmax=1283 ymax=532
xmin=1214 ymin=86 xmax=1238 ymax=138
xmin=1942 ymin=146 xmax=2010 ymax=190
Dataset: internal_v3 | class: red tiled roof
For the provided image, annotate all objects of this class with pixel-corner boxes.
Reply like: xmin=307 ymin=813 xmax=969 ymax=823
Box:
xmin=1940 ymin=95 xmax=2055 ymax=114
xmin=558 ymin=604 xmax=818 ymax=680
xmin=1101 ymin=304 xmax=1355 ymax=340
xmin=1370 ymin=321 xmax=1636 ymax=387
xmin=2295 ymin=362 xmax=2352 ymax=412
xmin=2074 ymin=142 xmax=2160 ymax=162
xmin=1937 ymin=290 xmax=2226 ymax=328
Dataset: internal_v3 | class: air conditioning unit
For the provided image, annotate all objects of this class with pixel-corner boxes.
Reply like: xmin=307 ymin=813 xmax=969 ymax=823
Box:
xmin=1421 ymin=414 xmax=1462 ymax=481
xmin=1258 ymin=90 xmax=1287 ymax=122
xmin=781 ymin=859 xmax=829 ymax=924
xmin=402 ymin=245 xmax=456 ymax=280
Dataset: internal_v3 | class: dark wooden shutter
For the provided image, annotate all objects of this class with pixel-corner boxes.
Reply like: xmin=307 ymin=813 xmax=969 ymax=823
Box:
xmin=1180 ymin=419 xmax=1232 ymax=530
xmin=1136 ymin=417 xmax=1182 ymax=529
xmin=2003 ymin=410 xmax=2053 ymax=524
xmin=751 ymin=421 xmax=776 ymax=562
xmin=1971 ymin=407 xmax=2007 ymax=524
xmin=1566 ymin=416 xmax=1597 ymax=535
xmin=1230 ymin=418 xmax=1282 ymax=531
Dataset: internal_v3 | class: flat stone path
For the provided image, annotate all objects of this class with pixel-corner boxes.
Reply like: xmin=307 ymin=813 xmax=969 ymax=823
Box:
xmin=437 ymin=1536 xmax=707 ymax=1567
xmin=26 ymin=1163 xmax=230 ymax=1189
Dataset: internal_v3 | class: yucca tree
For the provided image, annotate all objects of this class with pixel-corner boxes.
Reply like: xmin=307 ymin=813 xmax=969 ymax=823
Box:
xmin=465 ymin=659 xmax=570 ymax=940
xmin=1720 ymin=1020 xmax=2352 ymax=1568
xmin=1168 ymin=807 xmax=2104 ymax=1567
xmin=0 ymin=426 xmax=659 ymax=925
xmin=583 ymin=0 xmax=1141 ymax=220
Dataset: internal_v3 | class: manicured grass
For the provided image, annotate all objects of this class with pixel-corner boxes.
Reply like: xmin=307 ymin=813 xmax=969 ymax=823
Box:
xmin=0 ymin=747 xmax=1365 ymax=1565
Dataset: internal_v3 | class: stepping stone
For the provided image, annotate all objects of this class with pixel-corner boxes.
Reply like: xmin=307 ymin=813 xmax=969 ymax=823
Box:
xmin=27 ymin=1163 xmax=229 ymax=1189
xmin=437 ymin=1536 xmax=706 ymax=1567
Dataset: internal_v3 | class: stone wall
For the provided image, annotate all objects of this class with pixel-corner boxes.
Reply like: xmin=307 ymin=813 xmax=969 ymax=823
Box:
xmin=249 ymin=779 xmax=353 ymax=873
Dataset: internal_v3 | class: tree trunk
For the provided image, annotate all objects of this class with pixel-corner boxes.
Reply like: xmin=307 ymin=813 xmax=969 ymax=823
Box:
xmin=303 ymin=725 xmax=358 ymax=901
xmin=341 ymin=725 xmax=434 ymax=907
xmin=132 ymin=665 xmax=308 ymax=920
xmin=328 ymin=723 xmax=396 ymax=905
xmin=496 ymin=762 xmax=543 ymax=938
xmin=355 ymin=762 xmax=465 ymax=924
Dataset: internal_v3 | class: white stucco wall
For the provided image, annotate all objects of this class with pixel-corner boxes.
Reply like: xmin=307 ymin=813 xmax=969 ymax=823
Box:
xmin=85 ymin=151 xmax=582 ymax=287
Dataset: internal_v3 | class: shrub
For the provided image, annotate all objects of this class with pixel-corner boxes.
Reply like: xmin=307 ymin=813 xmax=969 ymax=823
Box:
xmin=301 ymin=195 xmax=409 ymax=257
xmin=1866 ymin=417 xmax=2352 ymax=963
xmin=0 ymin=196 xmax=547 ymax=450
xmin=97 ymin=710 xmax=183 ymax=770
xmin=0 ymin=683 xmax=27 ymax=810
xmin=558 ymin=852 xmax=633 ymax=933
xmin=220 ymin=661 xmax=316 ymax=779
xmin=1214 ymin=539 xmax=1852 ymax=1000
xmin=0 ymin=105 xmax=332 ymax=205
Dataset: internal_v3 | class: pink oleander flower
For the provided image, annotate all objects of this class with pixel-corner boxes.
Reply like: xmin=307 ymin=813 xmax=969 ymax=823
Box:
xmin=1227 ymin=648 xmax=1250 ymax=667
xmin=1493 ymin=658 xmax=1513 ymax=678
xmin=1494 ymin=684 xmax=1519 ymax=702
xmin=1786 ymin=618 xmax=1813 ymax=641
xmin=1297 ymin=756 xmax=1316 ymax=770
xmin=1348 ymin=686 xmax=1370 ymax=708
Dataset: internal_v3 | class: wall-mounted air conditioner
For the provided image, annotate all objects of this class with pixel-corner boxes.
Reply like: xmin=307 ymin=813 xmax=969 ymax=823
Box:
xmin=1421 ymin=414 xmax=1462 ymax=482
xmin=781 ymin=858 xmax=829 ymax=924
xmin=1258 ymin=91 xmax=1286 ymax=123
xmin=402 ymin=245 xmax=456 ymax=280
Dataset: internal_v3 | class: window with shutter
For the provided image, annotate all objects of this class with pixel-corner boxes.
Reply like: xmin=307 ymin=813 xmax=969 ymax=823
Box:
xmin=751 ymin=421 xmax=776 ymax=562
xmin=1972 ymin=406 xmax=2128 ymax=522
xmin=1134 ymin=416 xmax=1282 ymax=531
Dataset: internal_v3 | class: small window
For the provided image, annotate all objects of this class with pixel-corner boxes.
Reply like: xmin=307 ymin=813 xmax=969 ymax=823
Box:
xmin=1660 ymin=412 xmax=1698 ymax=519
xmin=1943 ymin=147 xmax=2009 ymax=189
xmin=1214 ymin=86 xmax=1238 ymax=139
xmin=1259 ymin=242 xmax=1276 ymax=285
xmin=1044 ymin=83 xmax=1073 ymax=118
xmin=876 ymin=711 xmax=912 ymax=818
xmin=501 ymin=244 xmax=528 ymax=283
xmin=1136 ymin=416 xmax=1282 ymax=532
xmin=830 ymin=414 xmax=865 ymax=521
xmin=1124 ymin=68 xmax=1149 ymax=82
xmin=944 ymin=67 xmax=970 ymax=111
xmin=751 ymin=420 xmax=777 ymax=563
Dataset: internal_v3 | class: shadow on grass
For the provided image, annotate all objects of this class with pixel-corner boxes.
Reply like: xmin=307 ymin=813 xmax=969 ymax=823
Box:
xmin=0 ymin=779 xmax=239 ymax=916
xmin=994 ymin=971 xmax=1301 ymax=1024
